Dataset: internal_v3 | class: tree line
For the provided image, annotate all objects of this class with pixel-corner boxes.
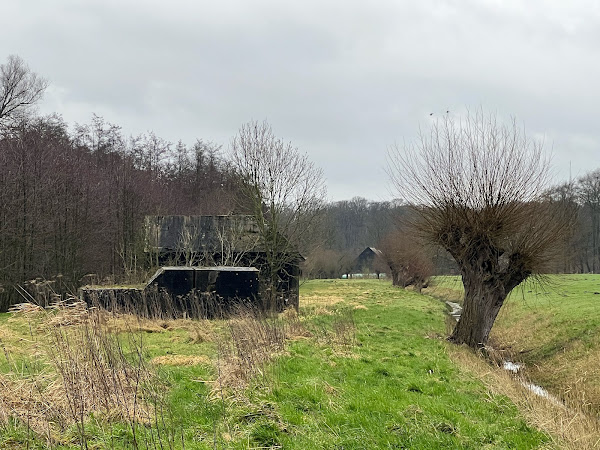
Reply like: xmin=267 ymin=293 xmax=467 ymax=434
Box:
xmin=304 ymin=167 xmax=600 ymax=281
xmin=545 ymin=172 xmax=600 ymax=273
xmin=0 ymin=55 xmax=327 ymax=310
xmin=0 ymin=113 xmax=240 ymax=308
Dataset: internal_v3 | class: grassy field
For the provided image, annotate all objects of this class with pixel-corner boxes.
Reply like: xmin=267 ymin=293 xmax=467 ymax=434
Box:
xmin=0 ymin=279 xmax=563 ymax=448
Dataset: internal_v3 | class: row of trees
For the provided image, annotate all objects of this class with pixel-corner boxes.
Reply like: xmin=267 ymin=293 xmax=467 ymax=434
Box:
xmin=0 ymin=113 xmax=239 ymax=307
xmin=545 ymin=170 xmax=600 ymax=274
xmin=303 ymin=168 xmax=600 ymax=284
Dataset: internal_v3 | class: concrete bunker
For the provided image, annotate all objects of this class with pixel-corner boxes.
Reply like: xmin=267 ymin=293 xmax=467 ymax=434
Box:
xmin=147 ymin=266 xmax=259 ymax=301
xmin=80 ymin=266 xmax=260 ymax=318
xmin=145 ymin=215 xmax=301 ymax=310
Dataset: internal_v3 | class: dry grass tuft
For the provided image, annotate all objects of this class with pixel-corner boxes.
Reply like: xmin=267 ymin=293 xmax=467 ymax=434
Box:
xmin=323 ymin=381 xmax=339 ymax=396
xmin=524 ymin=341 xmax=600 ymax=416
xmin=491 ymin=312 xmax=553 ymax=354
xmin=214 ymin=310 xmax=287 ymax=393
xmin=213 ymin=306 xmax=313 ymax=396
xmin=151 ymin=355 xmax=210 ymax=366
xmin=0 ymin=302 xmax=175 ymax=447
xmin=279 ymin=307 xmax=299 ymax=321
xmin=0 ymin=372 xmax=64 ymax=442
xmin=182 ymin=320 xmax=216 ymax=344
xmin=280 ymin=308 xmax=312 ymax=340
xmin=102 ymin=314 xmax=167 ymax=334
xmin=46 ymin=300 xmax=90 ymax=327
xmin=301 ymin=295 xmax=344 ymax=308
xmin=310 ymin=306 xmax=334 ymax=316
xmin=448 ymin=345 xmax=600 ymax=449
xmin=8 ymin=303 xmax=44 ymax=315
xmin=107 ymin=315 xmax=217 ymax=343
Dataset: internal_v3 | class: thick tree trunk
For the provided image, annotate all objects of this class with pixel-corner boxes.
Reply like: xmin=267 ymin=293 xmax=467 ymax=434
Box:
xmin=391 ymin=269 xmax=399 ymax=286
xmin=449 ymin=277 xmax=506 ymax=348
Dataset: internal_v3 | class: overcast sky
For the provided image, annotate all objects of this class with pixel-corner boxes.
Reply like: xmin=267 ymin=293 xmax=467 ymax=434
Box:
xmin=4 ymin=0 xmax=600 ymax=201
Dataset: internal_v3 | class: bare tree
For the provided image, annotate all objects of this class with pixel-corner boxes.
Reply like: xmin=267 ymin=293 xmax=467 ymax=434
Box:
xmin=388 ymin=111 xmax=574 ymax=348
xmin=0 ymin=55 xmax=48 ymax=126
xmin=377 ymin=228 xmax=433 ymax=291
xmin=303 ymin=248 xmax=354 ymax=279
xmin=230 ymin=120 xmax=326 ymax=309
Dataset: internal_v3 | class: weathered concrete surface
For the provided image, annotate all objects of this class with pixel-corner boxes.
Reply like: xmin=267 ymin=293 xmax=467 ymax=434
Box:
xmin=80 ymin=266 xmax=262 ymax=318
xmin=147 ymin=266 xmax=260 ymax=302
xmin=144 ymin=215 xmax=303 ymax=304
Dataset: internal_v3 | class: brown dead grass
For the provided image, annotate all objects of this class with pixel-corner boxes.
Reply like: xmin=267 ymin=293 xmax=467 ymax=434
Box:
xmin=84 ymin=312 xmax=217 ymax=344
xmin=8 ymin=303 xmax=44 ymax=315
xmin=421 ymin=285 xmax=463 ymax=303
xmin=491 ymin=310 xmax=554 ymax=353
xmin=280 ymin=309 xmax=312 ymax=340
xmin=104 ymin=316 xmax=167 ymax=334
xmin=1 ymin=303 xmax=166 ymax=443
xmin=527 ymin=341 xmax=600 ymax=414
xmin=212 ymin=307 xmax=318 ymax=396
xmin=151 ymin=355 xmax=210 ymax=366
xmin=310 ymin=307 xmax=335 ymax=316
xmin=186 ymin=324 xmax=215 ymax=344
xmin=45 ymin=300 xmax=91 ymax=327
xmin=301 ymin=295 xmax=345 ymax=308
xmin=448 ymin=345 xmax=600 ymax=449
xmin=491 ymin=306 xmax=600 ymax=415
xmin=0 ymin=353 xmax=155 ymax=443
xmin=213 ymin=312 xmax=287 ymax=395
xmin=0 ymin=372 xmax=66 ymax=443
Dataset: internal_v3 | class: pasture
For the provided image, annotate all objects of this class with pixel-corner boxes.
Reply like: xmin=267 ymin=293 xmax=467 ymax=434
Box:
xmin=2 ymin=277 xmax=596 ymax=448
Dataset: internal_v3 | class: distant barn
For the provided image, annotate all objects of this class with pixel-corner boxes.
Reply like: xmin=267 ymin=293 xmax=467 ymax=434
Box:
xmin=351 ymin=247 xmax=384 ymax=278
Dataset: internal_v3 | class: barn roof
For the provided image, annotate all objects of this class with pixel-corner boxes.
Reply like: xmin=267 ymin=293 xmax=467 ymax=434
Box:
xmin=367 ymin=247 xmax=383 ymax=257
xmin=351 ymin=246 xmax=384 ymax=272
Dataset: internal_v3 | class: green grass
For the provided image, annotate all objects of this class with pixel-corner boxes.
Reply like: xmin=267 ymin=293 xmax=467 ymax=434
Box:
xmin=428 ymin=274 xmax=600 ymax=414
xmin=267 ymin=280 xmax=548 ymax=449
xmin=0 ymin=279 xmax=552 ymax=448
xmin=491 ymin=274 xmax=600 ymax=411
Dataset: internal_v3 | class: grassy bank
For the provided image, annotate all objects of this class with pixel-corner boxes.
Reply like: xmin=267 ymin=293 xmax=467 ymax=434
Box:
xmin=491 ymin=275 xmax=600 ymax=414
xmin=427 ymin=274 xmax=600 ymax=426
xmin=0 ymin=280 xmax=553 ymax=448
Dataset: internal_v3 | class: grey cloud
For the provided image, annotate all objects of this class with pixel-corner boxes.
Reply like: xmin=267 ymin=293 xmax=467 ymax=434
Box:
xmin=2 ymin=0 xmax=600 ymax=200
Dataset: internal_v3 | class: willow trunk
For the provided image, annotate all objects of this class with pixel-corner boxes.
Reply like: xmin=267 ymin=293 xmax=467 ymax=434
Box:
xmin=449 ymin=277 xmax=506 ymax=348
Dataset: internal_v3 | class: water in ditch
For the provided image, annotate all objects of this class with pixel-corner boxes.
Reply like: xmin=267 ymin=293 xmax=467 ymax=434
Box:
xmin=445 ymin=300 xmax=563 ymax=406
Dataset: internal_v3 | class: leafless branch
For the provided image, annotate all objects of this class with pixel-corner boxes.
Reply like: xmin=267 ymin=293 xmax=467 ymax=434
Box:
xmin=0 ymin=55 xmax=48 ymax=126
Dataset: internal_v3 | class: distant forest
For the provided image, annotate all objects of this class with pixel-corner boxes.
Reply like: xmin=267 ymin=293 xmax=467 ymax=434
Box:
xmin=0 ymin=113 xmax=599 ymax=308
